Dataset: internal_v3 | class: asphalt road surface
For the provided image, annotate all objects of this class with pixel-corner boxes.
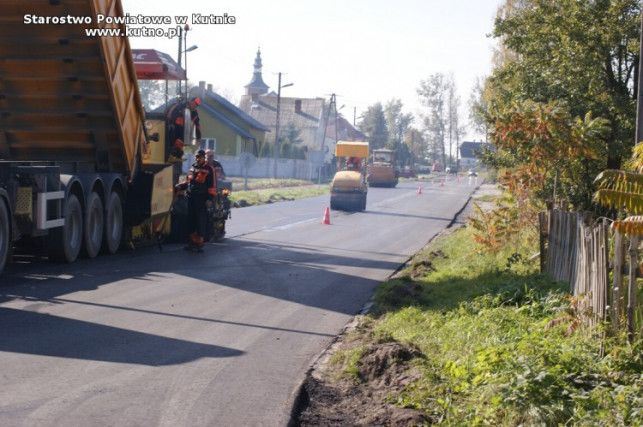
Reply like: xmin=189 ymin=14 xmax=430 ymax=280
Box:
xmin=0 ymin=176 xmax=481 ymax=426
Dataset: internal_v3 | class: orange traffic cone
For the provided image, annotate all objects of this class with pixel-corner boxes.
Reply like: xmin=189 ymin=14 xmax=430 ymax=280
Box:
xmin=322 ymin=206 xmax=331 ymax=225
xmin=417 ymin=185 xmax=422 ymax=195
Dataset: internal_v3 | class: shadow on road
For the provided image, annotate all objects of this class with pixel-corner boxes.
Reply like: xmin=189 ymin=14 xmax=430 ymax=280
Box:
xmin=0 ymin=235 xmax=397 ymax=363
xmin=0 ymin=307 xmax=243 ymax=366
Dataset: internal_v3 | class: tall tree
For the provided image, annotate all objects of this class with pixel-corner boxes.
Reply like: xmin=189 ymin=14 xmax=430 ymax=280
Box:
xmin=384 ymin=99 xmax=414 ymax=164
xmin=418 ymin=74 xmax=446 ymax=165
xmin=446 ymin=79 xmax=465 ymax=166
xmin=280 ymin=122 xmax=305 ymax=159
xmin=418 ymin=73 xmax=462 ymax=166
xmin=468 ymin=75 xmax=491 ymax=141
xmin=138 ymin=80 xmax=169 ymax=111
xmin=358 ymin=103 xmax=389 ymax=149
xmin=384 ymin=99 xmax=414 ymax=146
xmin=489 ymin=0 xmax=640 ymax=171
xmin=404 ymin=127 xmax=428 ymax=167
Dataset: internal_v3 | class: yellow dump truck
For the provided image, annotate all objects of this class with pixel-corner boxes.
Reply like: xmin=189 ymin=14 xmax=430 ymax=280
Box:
xmin=330 ymin=141 xmax=369 ymax=211
xmin=367 ymin=148 xmax=398 ymax=187
xmin=0 ymin=0 xmax=211 ymax=274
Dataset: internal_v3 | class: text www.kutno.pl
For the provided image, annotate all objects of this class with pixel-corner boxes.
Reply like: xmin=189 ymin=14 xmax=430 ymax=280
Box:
xmin=85 ymin=26 xmax=184 ymax=38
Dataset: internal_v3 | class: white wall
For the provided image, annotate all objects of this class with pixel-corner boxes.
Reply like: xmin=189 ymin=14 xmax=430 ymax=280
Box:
xmin=183 ymin=154 xmax=323 ymax=180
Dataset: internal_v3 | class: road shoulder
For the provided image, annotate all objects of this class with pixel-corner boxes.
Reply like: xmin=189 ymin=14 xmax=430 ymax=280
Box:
xmin=290 ymin=181 xmax=502 ymax=425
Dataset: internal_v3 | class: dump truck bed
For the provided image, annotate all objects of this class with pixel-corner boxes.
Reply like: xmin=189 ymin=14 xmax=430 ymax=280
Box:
xmin=0 ymin=0 xmax=146 ymax=179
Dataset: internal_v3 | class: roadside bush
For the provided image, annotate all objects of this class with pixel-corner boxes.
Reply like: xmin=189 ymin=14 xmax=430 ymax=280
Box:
xmin=362 ymin=222 xmax=643 ymax=425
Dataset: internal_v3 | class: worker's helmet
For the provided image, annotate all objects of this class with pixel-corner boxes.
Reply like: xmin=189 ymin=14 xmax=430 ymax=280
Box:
xmin=191 ymin=97 xmax=201 ymax=106
xmin=196 ymin=149 xmax=206 ymax=157
xmin=205 ymin=149 xmax=214 ymax=156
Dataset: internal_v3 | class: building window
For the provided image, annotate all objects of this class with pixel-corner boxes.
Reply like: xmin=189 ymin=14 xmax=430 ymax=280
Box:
xmin=201 ymin=138 xmax=216 ymax=152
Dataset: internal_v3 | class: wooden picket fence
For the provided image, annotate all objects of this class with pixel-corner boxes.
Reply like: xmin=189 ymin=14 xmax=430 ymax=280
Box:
xmin=539 ymin=209 xmax=640 ymax=340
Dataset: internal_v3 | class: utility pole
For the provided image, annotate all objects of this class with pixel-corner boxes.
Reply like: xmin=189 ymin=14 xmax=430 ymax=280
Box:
xmin=176 ymin=24 xmax=196 ymax=100
xmin=177 ymin=25 xmax=190 ymax=98
xmin=273 ymin=72 xmax=293 ymax=179
xmin=318 ymin=94 xmax=337 ymax=184
xmin=182 ymin=25 xmax=191 ymax=103
xmin=335 ymin=100 xmax=339 ymax=143
xmin=636 ymin=1 xmax=643 ymax=147
xmin=628 ymin=2 xmax=643 ymax=343
xmin=411 ymin=131 xmax=415 ymax=168
xmin=177 ymin=26 xmax=183 ymax=97
xmin=320 ymin=93 xmax=337 ymax=156
xmin=273 ymin=72 xmax=282 ymax=179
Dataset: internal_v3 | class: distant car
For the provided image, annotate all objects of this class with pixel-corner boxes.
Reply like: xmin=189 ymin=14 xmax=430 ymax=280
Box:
xmin=468 ymin=169 xmax=478 ymax=177
xmin=446 ymin=165 xmax=458 ymax=174
xmin=397 ymin=167 xmax=416 ymax=178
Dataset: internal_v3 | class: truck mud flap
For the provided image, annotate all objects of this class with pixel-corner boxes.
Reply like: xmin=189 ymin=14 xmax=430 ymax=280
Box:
xmin=124 ymin=170 xmax=155 ymax=226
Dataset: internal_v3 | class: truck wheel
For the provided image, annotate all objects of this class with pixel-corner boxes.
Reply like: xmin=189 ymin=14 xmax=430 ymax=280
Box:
xmin=83 ymin=192 xmax=104 ymax=258
xmin=103 ymin=191 xmax=123 ymax=254
xmin=48 ymin=193 xmax=83 ymax=263
xmin=0 ymin=198 xmax=9 ymax=275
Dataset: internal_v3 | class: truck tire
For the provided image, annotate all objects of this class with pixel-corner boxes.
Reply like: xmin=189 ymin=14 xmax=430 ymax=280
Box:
xmin=48 ymin=193 xmax=83 ymax=263
xmin=83 ymin=191 xmax=104 ymax=258
xmin=103 ymin=191 xmax=123 ymax=254
xmin=330 ymin=198 xmax=338 ymax=211
xmin=0 ymin=198 xmax=9 ymax=275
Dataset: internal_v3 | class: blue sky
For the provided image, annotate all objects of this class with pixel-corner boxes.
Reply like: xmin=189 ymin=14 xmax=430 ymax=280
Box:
xmin=122 ymin=0 xmax=502 ymax=140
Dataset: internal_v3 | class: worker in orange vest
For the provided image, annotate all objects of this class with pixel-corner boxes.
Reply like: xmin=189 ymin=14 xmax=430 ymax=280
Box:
xmin=175 ymin=149 xmax=215 ymax=252
xmin=205 ymin=149 xmax=226 ymax=180
xmin=346 ymin=156 xmax=361 ymax=170
xmin=167 ymin=97 xmax=202 ymax=159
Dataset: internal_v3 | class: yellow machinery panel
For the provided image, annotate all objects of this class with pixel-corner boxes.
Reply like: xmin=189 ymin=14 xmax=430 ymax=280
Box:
xmin=150 ymin=165 xmax=174 ymax=217
xmin=335 ymin=141 xmax=369 ymax=158
xmin=144 ymin=118 xmax=167 ymax=164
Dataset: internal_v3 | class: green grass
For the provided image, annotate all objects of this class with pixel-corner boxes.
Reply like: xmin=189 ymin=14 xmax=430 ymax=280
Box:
xmin=228 ymin=178 xmax=319 ymax=191
xmin=227 ymin=178 xmax=328 ymax=207
xmin=230 ymin=186 xmax=329 ymax=207
xmin=334 ymin=224 xmax=643 ymax=425
xmin=472 ymin=193 xmax=498 ymax=203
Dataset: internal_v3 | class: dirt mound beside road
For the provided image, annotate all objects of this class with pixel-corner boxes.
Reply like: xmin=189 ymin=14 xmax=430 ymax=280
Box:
xmin=295 ymin=341 xmax=432 ymax=426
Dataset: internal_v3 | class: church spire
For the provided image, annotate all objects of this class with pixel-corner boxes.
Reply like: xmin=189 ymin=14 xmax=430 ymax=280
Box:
xmin=253 ymin=48 xmax=263 ymax=73
xmin=244 ymin=48 xmax=269 ymax=97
